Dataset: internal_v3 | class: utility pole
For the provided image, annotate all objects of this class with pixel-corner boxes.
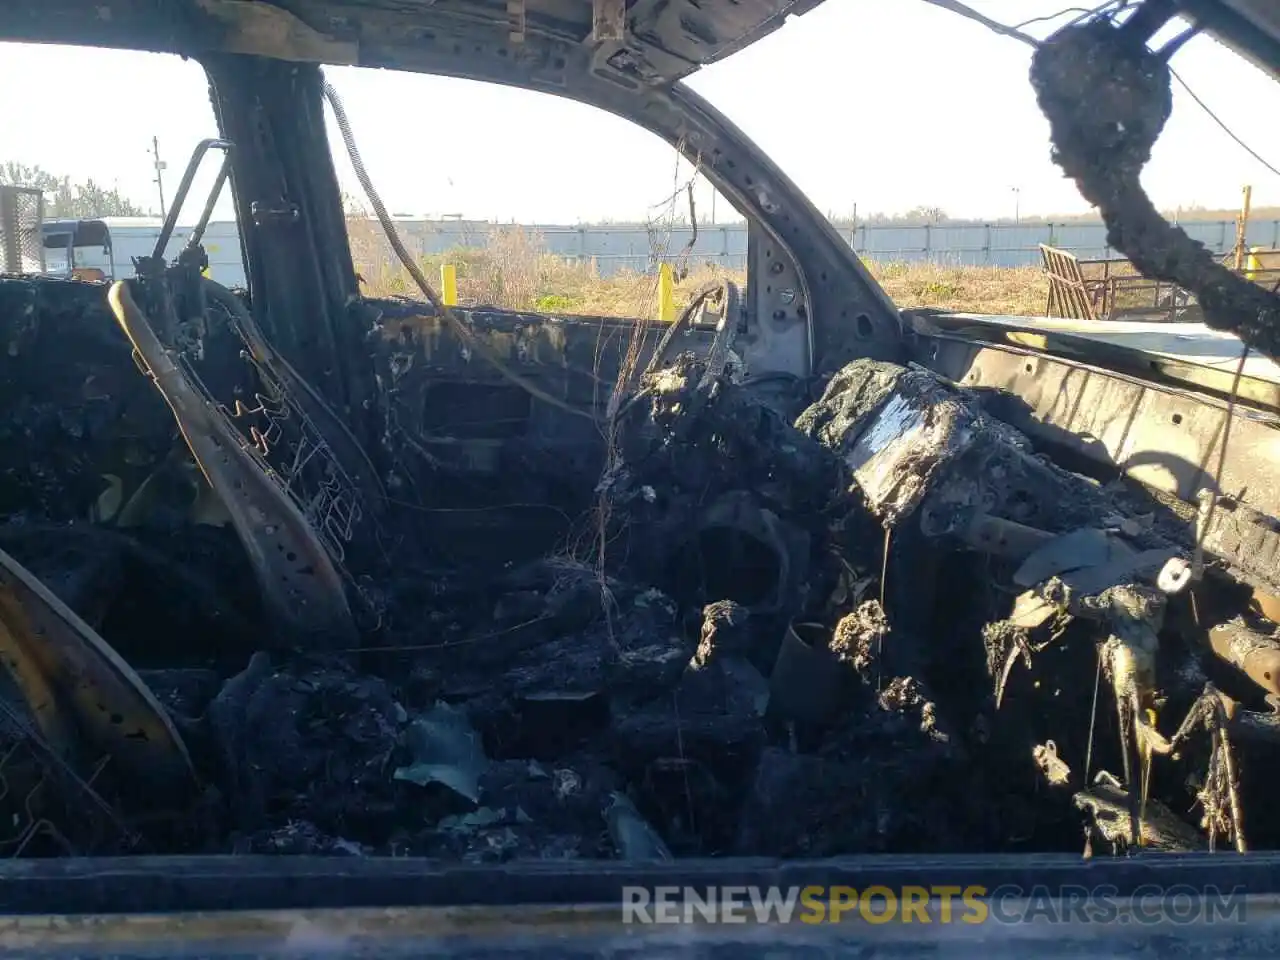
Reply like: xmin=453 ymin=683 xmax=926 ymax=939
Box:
xmin=151 ymin=136 xmax=168 ymax=220
xmin=1012 ymin=186 xmax=1021 ymax=225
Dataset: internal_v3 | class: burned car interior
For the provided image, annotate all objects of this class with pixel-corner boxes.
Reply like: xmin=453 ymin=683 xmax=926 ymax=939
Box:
xmin=7 ymin=0 xmax=1280 ymax=944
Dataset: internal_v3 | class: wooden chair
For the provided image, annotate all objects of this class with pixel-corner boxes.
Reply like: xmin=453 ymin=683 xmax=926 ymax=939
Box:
xmin=1040 ymin=244 xmax=1193 ymax=322
xmin=1040 ymin=244 xmax=1102 ymax=321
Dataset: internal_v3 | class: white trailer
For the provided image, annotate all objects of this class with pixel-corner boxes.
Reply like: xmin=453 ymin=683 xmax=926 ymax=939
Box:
xmin=89 ymin=218 xmax=249 ymax=287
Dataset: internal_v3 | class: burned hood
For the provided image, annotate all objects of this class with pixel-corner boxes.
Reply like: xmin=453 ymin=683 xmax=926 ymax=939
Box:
xmin=0 ymin=0 xmax=825 ymax=85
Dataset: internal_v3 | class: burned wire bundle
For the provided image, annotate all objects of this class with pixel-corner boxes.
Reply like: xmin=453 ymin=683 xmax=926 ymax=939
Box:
xmin=1030 ymin=4 xmax=1280 ymax=359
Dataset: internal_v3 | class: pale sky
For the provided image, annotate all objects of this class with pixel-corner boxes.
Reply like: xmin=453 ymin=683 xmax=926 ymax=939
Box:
xmin=3 ymin=0 xmax=1280 ymax=224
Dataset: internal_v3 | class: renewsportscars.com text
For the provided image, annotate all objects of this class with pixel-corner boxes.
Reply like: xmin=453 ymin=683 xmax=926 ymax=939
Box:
xmin=621 ymin=884 xmax=1248 ymax=925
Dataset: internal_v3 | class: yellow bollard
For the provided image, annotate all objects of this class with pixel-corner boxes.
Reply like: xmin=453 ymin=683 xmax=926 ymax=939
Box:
xmin=657 ymin=262 xmax=676 ymax=323
xmin=441 ymin=263 xmax=458 ymax=306
xmin=1247 ymin=246 xmax=1262 ymax=282
xmin=1234 ymin=185 xmax=1253 ymax=272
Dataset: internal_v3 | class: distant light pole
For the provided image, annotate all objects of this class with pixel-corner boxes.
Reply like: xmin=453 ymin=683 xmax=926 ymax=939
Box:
xmin=1012 ymin=186 xmax=1021 ymax=225
xmin=151 ymin=136 xmax=168 ymax=219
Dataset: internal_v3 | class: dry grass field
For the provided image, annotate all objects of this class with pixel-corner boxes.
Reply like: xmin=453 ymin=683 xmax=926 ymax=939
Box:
xmin=348 ymin=223 xmax=1049 ymax=319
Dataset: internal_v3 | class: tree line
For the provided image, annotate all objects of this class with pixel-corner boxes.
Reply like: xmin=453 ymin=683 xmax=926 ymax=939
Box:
xmin=1 ymin=162 xmax=148 ymax=218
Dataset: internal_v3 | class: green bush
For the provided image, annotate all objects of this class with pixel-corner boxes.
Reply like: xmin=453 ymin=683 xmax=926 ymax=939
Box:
xmin=534 ymin=293 xmax=578 ymax=313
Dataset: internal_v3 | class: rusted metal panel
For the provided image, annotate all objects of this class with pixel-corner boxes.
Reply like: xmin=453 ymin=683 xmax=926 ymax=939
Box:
xmin=591 ymin=0 xmax=625 ymax=40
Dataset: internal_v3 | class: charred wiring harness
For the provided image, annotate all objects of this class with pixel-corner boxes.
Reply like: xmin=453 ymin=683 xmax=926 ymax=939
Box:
xmin=1030 ymin=6 xmax=1280 ymax=359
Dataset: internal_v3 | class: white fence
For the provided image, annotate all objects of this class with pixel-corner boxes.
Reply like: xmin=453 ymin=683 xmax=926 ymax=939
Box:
xmin=66 ymin=217 xmax=1280 ymax=288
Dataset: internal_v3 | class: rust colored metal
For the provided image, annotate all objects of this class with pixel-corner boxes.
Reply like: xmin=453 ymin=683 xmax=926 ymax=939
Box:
xmin=0 ymin=546 xmax=196 ymax=791
xmin=1208 ymin=618 xmax=1280 ymax=698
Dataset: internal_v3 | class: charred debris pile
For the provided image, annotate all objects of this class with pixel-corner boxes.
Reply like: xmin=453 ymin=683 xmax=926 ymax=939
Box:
xmin=2 ymin=277 xmax=1280 ymax=862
